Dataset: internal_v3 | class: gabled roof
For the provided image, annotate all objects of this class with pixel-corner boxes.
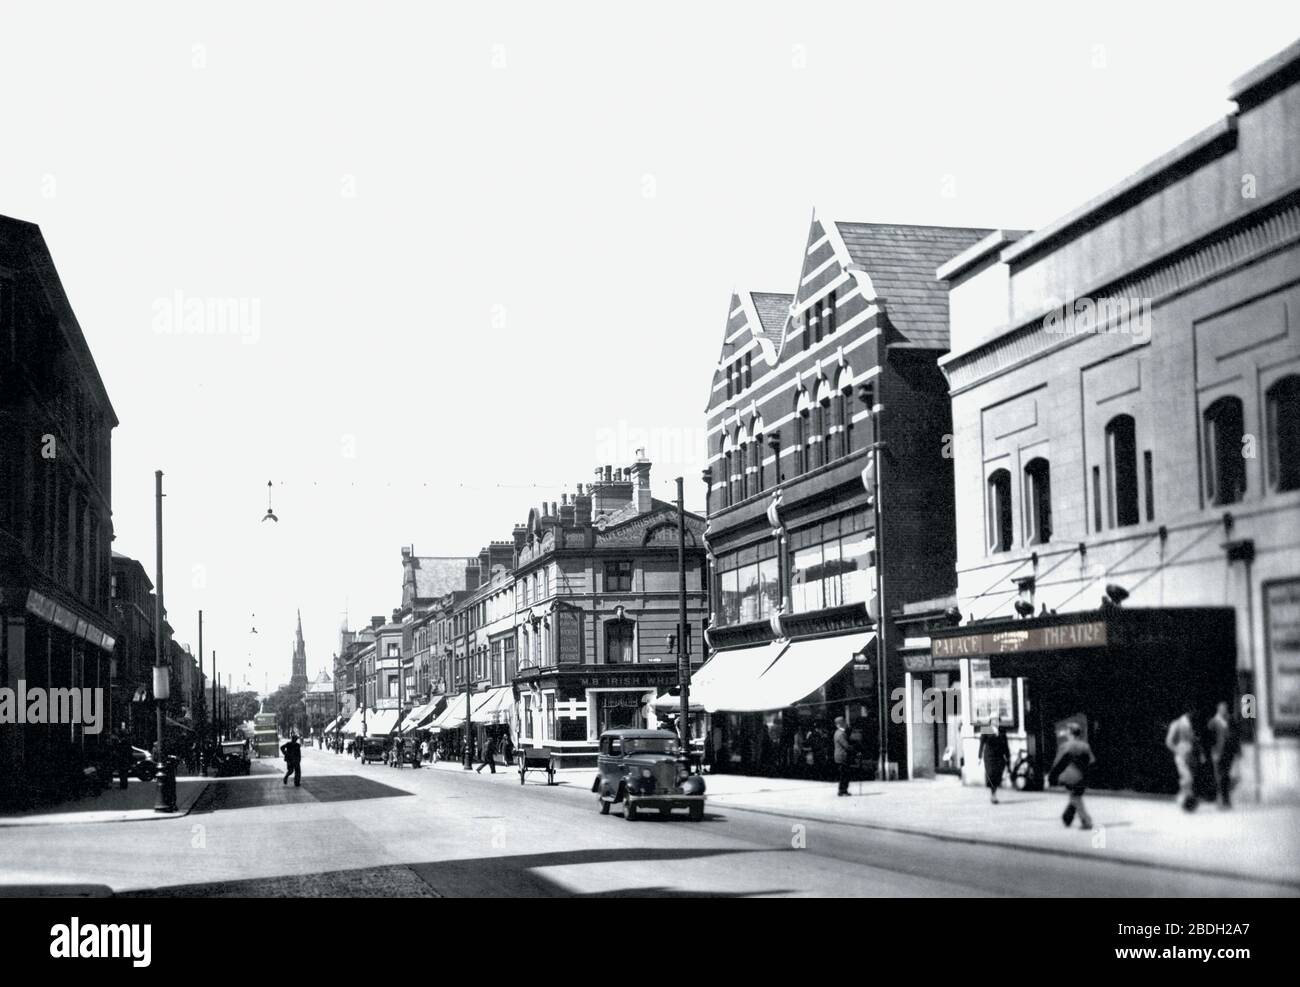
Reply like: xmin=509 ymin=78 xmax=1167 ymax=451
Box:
xmin=831 ymin=222 xmax=993 ymax=349
xmin=749 ymin=291 xmax=792 ymax=346
xmin=707 ymin=290 xmax=791 ymax=412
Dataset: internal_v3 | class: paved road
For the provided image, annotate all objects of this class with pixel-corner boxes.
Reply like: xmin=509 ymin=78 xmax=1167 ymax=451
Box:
xmin=1 ymin=747 xmax=1291 ymax=897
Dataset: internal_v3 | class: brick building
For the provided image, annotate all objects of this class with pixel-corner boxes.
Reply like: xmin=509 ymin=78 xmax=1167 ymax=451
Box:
xmin=508 ymin=456 xmax=708 ymax=768
xmin=699 ymin=217 xmax=990 ymax=779
xmin=1 ymin=216 xmax=118 ymax=803
xmin=930 ymin=39 xmax=1300 ymax=800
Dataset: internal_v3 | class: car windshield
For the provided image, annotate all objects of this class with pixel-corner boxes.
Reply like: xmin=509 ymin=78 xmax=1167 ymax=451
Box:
xmin=621 ymin=737 xmax=679 ymax=755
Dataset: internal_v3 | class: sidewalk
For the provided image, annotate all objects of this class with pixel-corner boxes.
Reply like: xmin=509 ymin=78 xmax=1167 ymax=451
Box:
xmin=0 ymin=775 xmax=209 ymax=828
xmin=423 ymin=755 xmax=1300 ymax=887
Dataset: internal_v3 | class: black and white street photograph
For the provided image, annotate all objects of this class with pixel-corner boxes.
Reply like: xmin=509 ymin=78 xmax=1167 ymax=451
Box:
xmin=1 ymin=0 xmax=1299 ymax=958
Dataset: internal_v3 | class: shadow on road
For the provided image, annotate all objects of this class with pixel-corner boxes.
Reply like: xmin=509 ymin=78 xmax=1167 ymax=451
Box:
xmin=120 ymin=847 xmax=782 ymax=897
xmin=190 ymin=775 xmax=413 ymax=814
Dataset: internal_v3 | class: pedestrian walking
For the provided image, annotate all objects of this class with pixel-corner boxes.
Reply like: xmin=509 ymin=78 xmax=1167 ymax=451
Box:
xmin=1207 ymin=701 xmax=1238 ymax=809
xmin=281 ymin=734 xmax=303 ymax=787
xmin=977 ymin=721 xmax=1011 ymax=803
xmin=475 ymin=732 xmax=498 ymax=774
xmin=394 ymin=736 xmax=405 ymax=768
xmin=1047 ymin=722 xmax=1094 ymax=829
xmin=1165 ymin=707 xmax=1199 ymax=811
xmin=502 ymin=732 xmax=515 ymax=767
xmin=833 ymin=716 xmax=851 ymax=796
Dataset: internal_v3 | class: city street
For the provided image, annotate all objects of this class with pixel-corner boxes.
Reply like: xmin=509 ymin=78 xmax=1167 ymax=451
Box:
xmin=1 ymin=747 xmax=1293 ymax=898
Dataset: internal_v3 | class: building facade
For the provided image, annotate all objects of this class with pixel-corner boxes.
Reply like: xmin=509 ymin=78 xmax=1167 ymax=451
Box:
xmin=1 ymin=216 xmax=119 ymax=804
xmin=699 ymin=218 xmax=990 ymax=779
xmin=931 ymin=40 xmax=1300 ymax=800
xmin=510 ymin=456 xmax=709 ymax=768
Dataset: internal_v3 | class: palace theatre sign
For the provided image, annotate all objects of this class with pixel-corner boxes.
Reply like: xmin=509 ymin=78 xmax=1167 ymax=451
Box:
xmin=932 ymin=620 xmax=1108 ymax=660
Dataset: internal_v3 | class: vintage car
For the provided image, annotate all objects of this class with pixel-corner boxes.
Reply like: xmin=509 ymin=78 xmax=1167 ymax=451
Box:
xmin=213 ymin=739 xmax=252 ymax=777
xmin=360 ymin=737 xmax=388 ymax=764
xmin=592 ymin=729 xmax=706 ymax=821
xmin=130 ymin=746 xmax=157 ymax=782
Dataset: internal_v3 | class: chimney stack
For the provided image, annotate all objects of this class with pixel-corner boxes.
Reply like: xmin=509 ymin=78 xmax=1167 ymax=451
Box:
xmin=370 ymin=615 xmax=385 ymax=631
xmin=574 ymin=485 xmax=592 ymax=525
xmin=632 ymin=448 xmax=652 ymax=514
xmin=559 ymin=492 xmax=575 ymax=526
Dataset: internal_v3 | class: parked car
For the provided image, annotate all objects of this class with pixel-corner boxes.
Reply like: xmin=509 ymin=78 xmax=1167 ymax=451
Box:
xmin=130 ymin=746 xmax=157 ymax=782
xmin=213 ymin=740 xmax=252 ymax=777
xmin=592 ymin=729 xmax=706 ymax=821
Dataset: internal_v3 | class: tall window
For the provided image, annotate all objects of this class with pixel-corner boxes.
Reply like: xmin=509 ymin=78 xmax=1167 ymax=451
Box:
xmin=769 ymin=431 xmax=781 ymax=483
xmin=820 ymin=389 xmax=834 ymax=462
xmin=605 ymin=560 xmax=633 ymax=592
xmin=721 ymin=434 xmax=733 ymax=509
xmin=1203 ymin=397 xmax=1246 ymax=506
xmin=737 ymin=438 xmax=749 ymax=501
xmin=802 ymin=409 xmax=814 ymax=472
xmin=836 ymin=387 xmax=850 ymax=458
xmin=792 ymin=393 xmax=806 ymax=475
xmin=743 ymin=352 xmax=752 ymax=389
xmin=1023 ymin=458 xmax=1052 ymax=545
xmin=1266 ymin=376 xmax=1300 ymax=493
xmin=987 ymin=469 xmax=1012 ymax=553
xmin=1104 ymin=414 xmax=1139 ymax=527
xmin=802 ymin=309 xmax=812 ymax=350
xmin=824 ymin=290 xmax=837 ymax=337
xmin=752 ymin=419 xmax=765 ymax=494
xmin=605 ymin=619 xmax=634 ymax=663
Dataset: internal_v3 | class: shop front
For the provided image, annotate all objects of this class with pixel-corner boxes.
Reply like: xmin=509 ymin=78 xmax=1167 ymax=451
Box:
xmin=681 ymin=634 xmax=877 ymax=779
xmin=929 ymin=608 xmax=1237 ymax=794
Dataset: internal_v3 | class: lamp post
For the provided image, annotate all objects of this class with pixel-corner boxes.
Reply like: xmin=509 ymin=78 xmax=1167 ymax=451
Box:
xmin=675 ymin=477 xmax=692 ymax=756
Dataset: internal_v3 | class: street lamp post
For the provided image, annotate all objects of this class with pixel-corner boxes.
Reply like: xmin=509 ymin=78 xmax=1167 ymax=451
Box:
xmin=675 ymin=477 xmax=691 ymax=756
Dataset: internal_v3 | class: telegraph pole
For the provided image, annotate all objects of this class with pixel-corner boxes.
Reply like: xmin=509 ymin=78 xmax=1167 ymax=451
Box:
xmin=197 ymin=610 xmax=205 ymax=773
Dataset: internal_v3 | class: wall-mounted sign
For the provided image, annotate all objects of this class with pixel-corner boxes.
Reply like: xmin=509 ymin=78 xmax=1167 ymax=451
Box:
xmin=969 ymin=658 xmax=1014 ymax=726
xmin=1264 ymin=578 xmax=1300 ymax=733
xmin=932 ymin=620 xmax=1107 ymax=659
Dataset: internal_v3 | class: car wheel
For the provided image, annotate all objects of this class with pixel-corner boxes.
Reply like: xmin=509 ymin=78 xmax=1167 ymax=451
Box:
xmin=689 ymin=803 xmax=704 ymax=822
xmin=599 ymin=798 xmax=610 ymax=815
xmin=624 ymin=800 xmax=637 ymax=821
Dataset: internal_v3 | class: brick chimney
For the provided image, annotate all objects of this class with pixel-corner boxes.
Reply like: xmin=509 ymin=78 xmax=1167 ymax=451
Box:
xmin=573 ymin=485 xmax=592 ymax=526
xmin=488 ymin=540 xmax=514 ymax=571
xmin=558 ymin=492 xmax=575 ymax=526
xmin=511 ymin=523 xmax=528 ymax=565
xmin=478 ymin=546 xmax=491 ymax=575
xmin=370 ymin=615 xmax=385 ymax=631
xmin=631 ymin=449 xmax=652 ymax=514
xmin=464 ymin=559 xmax=481 ymax=591
xmin=591 ymin=464 xmax=634 ymax=516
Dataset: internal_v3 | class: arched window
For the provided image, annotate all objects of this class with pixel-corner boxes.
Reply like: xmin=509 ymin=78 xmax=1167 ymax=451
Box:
xmin=721 ymin=432 xmax=734 ymax=509
xmin=1204 ymin=397 xmax=1246 ymax=506
xmin=1024 ymin=458 xmax=1052 ymax=545
xmin=605 ymin=618 xmax=634 ymax=664
xmin=735 ymin=425 xmax=748 ymax=502
xmin=835 ymin=365 xmax=854 ymax=458
xmin=1105 ymin=414 xmax=1139 ymax=527
xmin=815 ymin=378 xmax=833 ymax=466
xmin=1266 ymin=375 xmax=1300 ymax=493
xmin=987 ymin=469 xmax=1013 ymax=553
xmin=751 ymin=415 xmax=765 ymax=494
xmin=794 ymin=388 xmax=811 ymax=475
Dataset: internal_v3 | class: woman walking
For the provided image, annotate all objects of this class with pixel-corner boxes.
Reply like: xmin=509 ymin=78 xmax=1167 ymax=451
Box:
xmin=977 ymin=721 xmax=1011 ymax=803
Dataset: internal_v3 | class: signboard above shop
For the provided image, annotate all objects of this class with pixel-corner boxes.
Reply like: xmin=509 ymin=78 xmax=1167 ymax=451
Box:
xmin=932 ymin=620 xmax=1107 ymax=660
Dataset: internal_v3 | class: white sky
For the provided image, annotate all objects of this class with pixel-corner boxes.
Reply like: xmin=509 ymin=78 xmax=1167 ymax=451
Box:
xmin=3 ymin=1 xmax=1297 ymax=694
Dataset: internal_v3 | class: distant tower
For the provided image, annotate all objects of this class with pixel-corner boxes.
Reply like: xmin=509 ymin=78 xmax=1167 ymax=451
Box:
xmin=291 ymin=609 xmax=308 ymax=691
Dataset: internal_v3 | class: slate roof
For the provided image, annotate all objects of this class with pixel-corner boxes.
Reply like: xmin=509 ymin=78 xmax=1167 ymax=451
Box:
xmin=833 ymin=223 xmax=993 ymax=349
xmin=749 ymin=291 xmax=792 ymax=345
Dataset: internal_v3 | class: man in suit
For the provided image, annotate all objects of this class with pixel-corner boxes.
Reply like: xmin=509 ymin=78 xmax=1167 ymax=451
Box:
xmin=1206 ymin=701 xmax=1237 ymax=809
xmin=833 ymin=716 xmax=852 ymax=796
xmin=1165 ymin=708 xmax=1200 ymax=811
xmin=1047 ymin=722 xmax=1094 ymax=829
xmin=281 ymin=734 xmax=303 ymax=787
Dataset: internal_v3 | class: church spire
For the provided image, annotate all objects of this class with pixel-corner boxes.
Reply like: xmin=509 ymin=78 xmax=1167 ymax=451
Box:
xmin=291 ymin=608 xmax=308 ymax=690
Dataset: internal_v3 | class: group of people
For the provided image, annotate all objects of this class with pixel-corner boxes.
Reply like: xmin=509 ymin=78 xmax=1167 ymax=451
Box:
xmin=327 ymin=728 xmax=517 ymax=770
xmin=974 ymin=700 xmax=1241 ymax=830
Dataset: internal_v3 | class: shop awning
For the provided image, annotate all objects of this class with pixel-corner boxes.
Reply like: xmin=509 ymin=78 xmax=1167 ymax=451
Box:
xmin=339 ymin=708 xmax=367 ymax=737
xmin=743 ymin=634 xmax=874 ymax=712
xmin=363 ymin=708 xmax=401 ymax=737
xmin=688 ymin=641 xmax=787 ymax=713
xmin=432 ymin=694 xmax=475 ymax=730
xmin=470 ymin=687 xmax=513 ymax=724
xmin=322 ymin=715 xmax=342 ymax=734
xmin=651 ymin=690 xmax=704 ymax=713
xmin=399 ymin=697 xmax=445 ymax=733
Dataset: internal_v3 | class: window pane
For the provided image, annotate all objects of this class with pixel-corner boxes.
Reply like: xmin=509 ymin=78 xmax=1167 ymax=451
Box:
xmin=758 ymin=556 xmax=780 ymax=616
xmin=1106 ymin=415 xmax=1139 ymax=527
xmin=840 ymin=532 xmax=874 ymax=604
xmin=821 ymin=538 xmax=842 ymax=608
xmin=738 ymin=563 xmax=761 ymax=624
xmin=791 ymin=545 xmax=823 ymax=613
xmin=721 ymin=568 xmax=741 ymax=625
xmin=1268 ymin=377 xmax=1300 ymax=492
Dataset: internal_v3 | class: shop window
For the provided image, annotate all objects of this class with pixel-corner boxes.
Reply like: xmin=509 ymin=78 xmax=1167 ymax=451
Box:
xmin=605 ymin=560 xmax=633 ymax=592
xmin=1104 ymin=414 xmax=1139 ymax=527
xmin=759 ymin=555 xmax=781 ymax=616
xmin=719 ymin=566 xmax=741 ymax=625
xmin=605 ymin=618 xmax=634 ymax=663
xmin=1266 ymin=375 xmax=1300 ymax=492
xmin=1203 ymin=397 xmax=1246 ymax=506
xmin=788 ymin=511 xmax=872 ymax=613
xmin=987 ymin=469 xmax=1012 ymax=553
xmin=1023 ymin=457 xmax=1052 ymax=545
xmin=595 ymin=692 xmax=641 ymax=735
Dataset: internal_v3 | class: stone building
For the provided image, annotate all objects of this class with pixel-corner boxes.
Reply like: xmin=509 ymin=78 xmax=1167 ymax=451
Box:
xmin=930 ymin=39 xmax=1300 ymax=800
